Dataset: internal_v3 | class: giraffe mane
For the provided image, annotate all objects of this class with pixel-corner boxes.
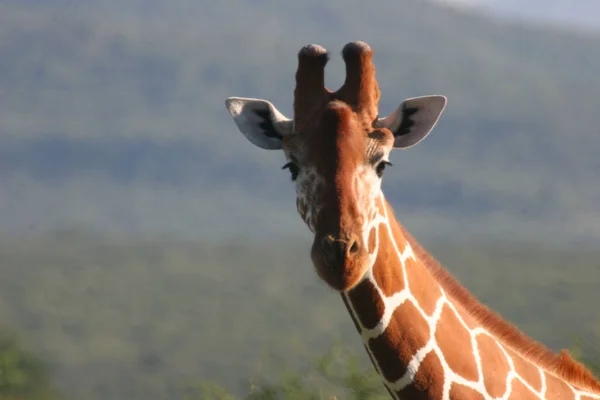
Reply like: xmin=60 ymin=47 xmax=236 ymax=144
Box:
xmin=398 ymin=223 xmax=600 ymax=393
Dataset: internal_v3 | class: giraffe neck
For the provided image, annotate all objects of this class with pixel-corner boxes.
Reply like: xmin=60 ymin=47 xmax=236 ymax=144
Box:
xmin=340 ymin=194 xmax=600 ymax=400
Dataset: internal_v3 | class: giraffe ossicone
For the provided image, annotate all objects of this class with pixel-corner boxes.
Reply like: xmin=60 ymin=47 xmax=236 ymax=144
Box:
xmin=225 ymin=41 xmax=600 ymax=399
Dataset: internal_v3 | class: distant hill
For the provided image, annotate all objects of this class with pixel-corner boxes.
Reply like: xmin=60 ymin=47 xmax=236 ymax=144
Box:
xmin=0 ymin=232 xmax=598 ymax=400
xmin=1 ymin=1 xmax=600 ymax=242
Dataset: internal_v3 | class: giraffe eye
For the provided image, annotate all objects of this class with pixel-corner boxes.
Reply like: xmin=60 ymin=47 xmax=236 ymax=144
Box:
xmin=282 ymin=162 xmax=300 ymax=181
xmin=376 ymin=161 xmax=392 ymax=178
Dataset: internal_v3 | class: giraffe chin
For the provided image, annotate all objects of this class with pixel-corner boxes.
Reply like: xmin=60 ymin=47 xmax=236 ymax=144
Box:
xmin=310 ymin=241 xmax=370 ymax=292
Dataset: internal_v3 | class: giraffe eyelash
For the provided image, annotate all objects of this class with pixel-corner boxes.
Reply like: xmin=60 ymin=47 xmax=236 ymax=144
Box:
xmin=282 ymin=162 xmax=300 ymax=181
xmin=376 ymin=160 xmax=392 ymax=178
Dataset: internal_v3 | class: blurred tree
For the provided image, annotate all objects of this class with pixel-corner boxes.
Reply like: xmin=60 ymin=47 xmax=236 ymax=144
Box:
xmin=570 ymin=335 xmax=600 ymax=378
xmin=194 ymin=340 xmax=600 ymax=400
xmin=191 ymin=343 xmax=388 ymax=400
xmin=0 ymin=329 xmax=65 ymax=400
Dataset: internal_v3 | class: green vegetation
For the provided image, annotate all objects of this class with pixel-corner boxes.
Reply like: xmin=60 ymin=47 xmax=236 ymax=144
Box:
xmin=195 ymin=341 xmax=600 ymax=399
xmin=0 ymin=231 xmax=598 ymax=399
xmin=572 ymin=338 xmax=600 ymax=378
xmin=0 ymin=329 xmax=64 ymax=400
xmin=193 ymin=342 xmax=600 ymax=399
xmin=1 ymin=1 xmax=600 ymax=399
xmin=191 ymin=344 xmax=388 ymax=400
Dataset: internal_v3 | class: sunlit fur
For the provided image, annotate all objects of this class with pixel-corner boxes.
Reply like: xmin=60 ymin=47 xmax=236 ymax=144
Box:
xmin=284 ymin=42 xmax=600 ymax=398
xmin=229 ymin=41 xmax=600 ymax=399
xmin=401 ymin=224 xmax=600 ymax=394
xmin=284 ymin=101 xmax=393 ymax=291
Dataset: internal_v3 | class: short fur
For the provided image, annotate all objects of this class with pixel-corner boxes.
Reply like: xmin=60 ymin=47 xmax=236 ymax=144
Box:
xmin=226 ymin=40 xmax=600 ymax=399
xmin=336 ymin=41 xmax=380 ymax=120
xmin=399 ymin=223 xmax=600 ymax=393
xmin=294 ymin=45 xmax=331 ymax=133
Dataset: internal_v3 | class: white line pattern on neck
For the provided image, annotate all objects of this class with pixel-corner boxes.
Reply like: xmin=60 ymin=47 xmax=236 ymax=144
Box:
xmin=341 ymin=193 xmax=600 ymax=400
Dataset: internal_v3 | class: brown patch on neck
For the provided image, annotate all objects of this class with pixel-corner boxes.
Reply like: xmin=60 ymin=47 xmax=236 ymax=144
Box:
xmin=510 ymin=379 xmax=544 ymax=399
xmin=403 ymin=256 xmax=441 ymax=317
xmin=546 ymin=370 xmax=581 ymax=398
xmin=346 ymin=279 xmax=385 ymax=331
xmin=396 ymin=351 xmax=444 ymax=399
xmin=370 ymin=220 xmax=406 ymax=297
xmin=509 ymin=348 xmax=543 ymax=392
xmin=449 ymin=384 xmax=485 ymax=400
xmin=435 ymin=305 xmax=479 ymax=382
xmin=476 ymin=334 xmax=511 ymax=397
xmin=397 ymin=218 xmax=600 ymax=393
xmin=368 ymin=300 xmax=430 ymax=382
xmin=367 ymin=226 xmax=377 ymax=254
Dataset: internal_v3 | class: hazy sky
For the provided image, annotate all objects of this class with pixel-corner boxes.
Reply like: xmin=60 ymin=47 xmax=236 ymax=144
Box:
xmin=434 ymin=0 xmax=600 ymax=30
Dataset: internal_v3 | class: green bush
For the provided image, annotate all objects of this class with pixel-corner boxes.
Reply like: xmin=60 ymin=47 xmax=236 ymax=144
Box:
xmin=571 ymin=337 xmax=600 ymax=378
xmin=0 ymin=329 xmax=65 ymax=400
xmin=190 ymin=344 xmax=387 ymax=400
xmin=194 ymin=341 xmax=600 ymax=400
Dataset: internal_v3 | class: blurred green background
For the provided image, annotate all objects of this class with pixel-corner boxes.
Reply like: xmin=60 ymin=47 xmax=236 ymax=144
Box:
xmin=0 ymin=0 xmax=599 ymax=399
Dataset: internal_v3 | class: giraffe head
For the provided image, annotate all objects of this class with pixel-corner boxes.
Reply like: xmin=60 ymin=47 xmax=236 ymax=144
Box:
xmin=225 ymin=42 xmax=446 ymax=291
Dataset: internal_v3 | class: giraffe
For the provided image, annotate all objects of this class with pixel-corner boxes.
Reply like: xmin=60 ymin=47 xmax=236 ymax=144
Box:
xmin=224 ymin=41 xmax=600 ymax=399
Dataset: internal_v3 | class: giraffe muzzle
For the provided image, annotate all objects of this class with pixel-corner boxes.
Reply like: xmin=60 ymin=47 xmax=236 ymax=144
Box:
xmin=320 ymin=234 xmax=360 ymax=264
xmin=312 ymin=232 xmax=369 ymax=291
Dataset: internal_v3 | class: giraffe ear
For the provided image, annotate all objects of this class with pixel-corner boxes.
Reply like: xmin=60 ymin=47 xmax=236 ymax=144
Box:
xmin=225 ymin=97 xmax=293 ymax=150
xmin=377 ymin=95 xmax=447 ymax=149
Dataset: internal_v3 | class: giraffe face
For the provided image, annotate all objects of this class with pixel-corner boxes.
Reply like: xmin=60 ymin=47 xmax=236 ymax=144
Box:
xmin=281 ymin=101 xmax=394 ymax=291
xmin=225 ymin=41 xmax=447 ymax=292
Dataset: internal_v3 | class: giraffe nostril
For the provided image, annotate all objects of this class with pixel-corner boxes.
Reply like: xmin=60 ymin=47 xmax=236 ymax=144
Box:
xmin=321 ymin=236 xmax=336 ymax=258
xmin=320 ymin=234 xmax=361 ymax=263
xmin=349 ymin=240 xmax=359 ymax=254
